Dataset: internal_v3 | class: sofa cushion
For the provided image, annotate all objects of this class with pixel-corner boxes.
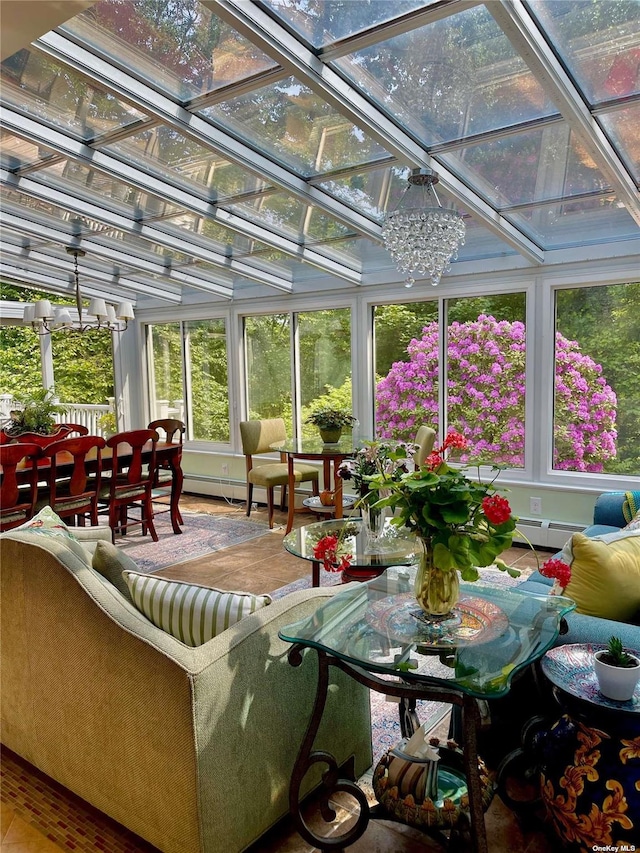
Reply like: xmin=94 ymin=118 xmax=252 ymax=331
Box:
xmin=123 ymin=571 xmax=272 ymax=646
xmin=16 ymin=505 xmax=90 ymax=564
xmin=92 ymin=540 xmax=137 ymax=602
xmin=563 ymin=531 xmax=640 ymax=622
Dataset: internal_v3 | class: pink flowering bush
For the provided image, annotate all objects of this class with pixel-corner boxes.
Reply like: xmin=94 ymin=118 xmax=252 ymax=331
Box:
xmin=376 ymin=315 xmax=617 ymax=472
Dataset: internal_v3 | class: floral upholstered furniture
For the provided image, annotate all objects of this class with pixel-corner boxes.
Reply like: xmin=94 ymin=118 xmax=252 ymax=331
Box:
xmin=0 ymin=522 xmax=372 ymax=853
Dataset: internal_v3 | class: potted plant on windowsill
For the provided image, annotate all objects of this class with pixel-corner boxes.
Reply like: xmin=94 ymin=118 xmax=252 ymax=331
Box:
xmin=3 ymin=388 xmax=69 ymax=437
xmin=306 ymin=407 xmax=356 ymax=444
xmin=594 ymin=636 xmax=640 ymax=701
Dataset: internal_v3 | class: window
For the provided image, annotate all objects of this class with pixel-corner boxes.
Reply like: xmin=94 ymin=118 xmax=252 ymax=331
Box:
xmin=374 ymin=294 xmax=526 ymax=468
xmin=186 ymin=319 xmax=229 ymax=442
xmin=245 ymin=314 xmax=292 ymax=428
xmin=374 ymin=301 xmax=439 ymax=442
xmin=244 ymin=308 xmax=352 ymax=436
xmin=298 ymin=308 xmax=351 ymax=437
xmin=554 ymin=283 xmax=639 ymax=475
xmin=147 ymin=322 xmax=184 ymax=425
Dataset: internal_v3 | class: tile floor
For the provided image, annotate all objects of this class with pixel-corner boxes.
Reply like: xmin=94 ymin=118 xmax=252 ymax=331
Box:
xmin=1 ymin=494 xmax=559 ymax=853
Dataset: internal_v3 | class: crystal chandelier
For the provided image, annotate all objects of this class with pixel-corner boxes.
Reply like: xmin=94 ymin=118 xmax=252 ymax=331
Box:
xmin=381 ymin=168 xmax=466 ymax=287
xmin=22 ymin=248 xmax=134 ymax=334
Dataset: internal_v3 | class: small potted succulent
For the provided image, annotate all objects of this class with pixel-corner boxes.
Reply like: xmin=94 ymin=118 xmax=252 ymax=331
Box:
xmin=306 ymin=406 xmax=356 ymax=444
xmin=594 ymin=636 xmax=640 ymax=701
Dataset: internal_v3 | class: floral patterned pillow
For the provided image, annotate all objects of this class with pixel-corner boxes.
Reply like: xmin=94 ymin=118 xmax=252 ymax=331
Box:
xmin=16 ymin=506 xmax=90 ymax=564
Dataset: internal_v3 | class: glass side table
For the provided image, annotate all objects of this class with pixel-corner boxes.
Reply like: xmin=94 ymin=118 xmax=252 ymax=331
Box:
xmin=283 ymin=517 xmax=418 ymax=586
xmin=279 ymin=568 xmax=575 ymax=853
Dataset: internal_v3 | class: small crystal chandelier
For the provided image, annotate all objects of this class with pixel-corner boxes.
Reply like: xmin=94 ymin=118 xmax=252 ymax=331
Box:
xmin=381 ymin=168 xmax=466 ymax=287
xmin=22 ymin=248 xmax=134 ymax=334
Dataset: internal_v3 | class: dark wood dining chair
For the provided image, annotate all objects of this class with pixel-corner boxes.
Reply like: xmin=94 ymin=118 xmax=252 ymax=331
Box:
xmin=99 ymin=429 xmax=159 ymax=542
xmin=37 ymin=435 xmax=106 ymax=526
xmin=0 ymin=442 xmax=41 ymax=531
xmin=239 ymin=418 xmax=319 ymax=529
xmin=147 ymin=418 xmax=185 ymax=526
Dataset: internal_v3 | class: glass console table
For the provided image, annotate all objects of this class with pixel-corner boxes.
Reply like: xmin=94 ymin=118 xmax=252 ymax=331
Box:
xmin=283 ymin=517 xmax=418 ymax=586
xmin=279 ymin=568 xmax=575 ymax=853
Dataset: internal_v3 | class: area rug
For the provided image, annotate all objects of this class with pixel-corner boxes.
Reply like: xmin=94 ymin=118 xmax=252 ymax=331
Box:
xmin=113 ymin=512 xmax=269 ymax=573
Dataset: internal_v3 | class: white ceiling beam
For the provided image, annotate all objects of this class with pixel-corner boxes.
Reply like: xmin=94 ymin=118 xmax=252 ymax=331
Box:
xmin=208 ymin=0 xmax=543 ymax=265
xmin=0 ymin=211 xmax=228 ymax=301
xmin=2 ymin=104 xmax=358 ymax=285
xmin=1 ymin=166 xmax=295 ymax=293
xmin=488 ymin=0 xmax=640 ymax=226
xmin=35 ymin=31 xmax=381 ymax=245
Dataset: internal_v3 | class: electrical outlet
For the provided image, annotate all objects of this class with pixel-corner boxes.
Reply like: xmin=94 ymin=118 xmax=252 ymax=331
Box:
xmin=530 ymin=496 xmax=542 ymax=515
xmin=221 ymin=463 xmax=229 ymax=476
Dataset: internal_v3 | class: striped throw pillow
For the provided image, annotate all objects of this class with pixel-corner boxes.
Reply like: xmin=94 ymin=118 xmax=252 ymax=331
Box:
xmin=123 ymin=571 xmax=272 ymax=646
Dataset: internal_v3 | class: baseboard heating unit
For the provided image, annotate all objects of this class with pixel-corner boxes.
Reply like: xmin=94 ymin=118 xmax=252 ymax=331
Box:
xmin=513 ymin=518 xmax=586 ymax=550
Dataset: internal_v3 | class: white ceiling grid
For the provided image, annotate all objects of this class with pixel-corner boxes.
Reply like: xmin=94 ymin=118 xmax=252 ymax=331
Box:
xmin=0 ymin=0 xmax=638 ymax=309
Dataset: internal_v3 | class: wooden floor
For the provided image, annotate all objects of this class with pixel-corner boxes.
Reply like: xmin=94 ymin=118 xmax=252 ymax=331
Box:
xmin=1 ymin=494 xmax=559 ymax=853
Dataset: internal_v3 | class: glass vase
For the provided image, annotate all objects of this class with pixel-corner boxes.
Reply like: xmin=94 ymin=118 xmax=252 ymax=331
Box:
xmin=361 ymin=498 xmax=387 ymax=549
xmin=414 ymin=537 xmax=460 ymax=618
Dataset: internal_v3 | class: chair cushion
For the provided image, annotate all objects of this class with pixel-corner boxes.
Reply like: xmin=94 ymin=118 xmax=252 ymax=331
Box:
xmin=563 ymin=531 xmax=640 ymax=622
xmin=123 ymin=571 xmax=272 ymax=646
xmin=92 ymin=540 xmax=138 ymax=601
xmin=248 ymin=462 xmax=318 ymax=488
xmin=15 ymin=505 xmax=89 ymax=564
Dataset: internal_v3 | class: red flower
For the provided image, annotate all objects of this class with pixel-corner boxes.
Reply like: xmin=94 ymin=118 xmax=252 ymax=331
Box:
xmin=481 ymin=495 xmax=512 ymax=525
xmin=313 ymin=534 xmax=352 ymax=572
xmin=425 ymin=451 xmax=443 ymax=470
xmin=443 ymin=431 xmax=468 ymax=451
xmin=540 ymin=558 xmax=571 ymax=589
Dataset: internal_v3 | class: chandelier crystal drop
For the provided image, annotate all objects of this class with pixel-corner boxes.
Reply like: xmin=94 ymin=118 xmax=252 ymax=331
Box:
xmin=381 ymin=168 xmax=466 ymax=287
xmin=22 ymin=247 xmax=134 ymax=335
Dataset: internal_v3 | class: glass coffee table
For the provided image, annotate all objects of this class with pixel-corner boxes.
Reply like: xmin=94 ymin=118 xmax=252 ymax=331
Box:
xmin=279 ymin=568 xmax=575 ymax=853
xmin=283 ymin=517 xmax=418 ymax=587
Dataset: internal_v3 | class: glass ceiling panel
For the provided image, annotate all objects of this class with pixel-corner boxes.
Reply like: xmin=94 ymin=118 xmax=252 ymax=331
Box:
xmin=0 ymin=132 xmax=58 ymax=172
xmin=527 ymin=1 xmax=640 ymax=106
xmin=260 ymin=0 xmax=433 ymax=48
xmin=200 ymin=76 xmax=391 ymax=176
xmin=598 ymin=103 xmax=640 ymax=185
xmin=104 ymin=127 xmax=272 ymax=201
xmin=0 ymin=47 xmax=148 ymax=141
xmin=60 ymin=0 xmax=278 ymax=103
xmin=506 ymin=194 xmax=639 ymax=248
xmin=439 ymin=124 xmax=612 ymax=208
xmin=226 ymin=193 xmax=353 ymax=242
xmin=318 ymin=165 xmax=411 ymax=222
xmin=1 ymin=186 xmax=87 ymax=226
xmin=35 ymin=159 xmax=183 ymax=218
xmin=334 ymin=5 xmax=558 ymax=146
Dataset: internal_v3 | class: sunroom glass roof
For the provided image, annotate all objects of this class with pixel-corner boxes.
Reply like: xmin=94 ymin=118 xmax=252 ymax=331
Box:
xmin=1 ymin=0 xmax=638 ymax=309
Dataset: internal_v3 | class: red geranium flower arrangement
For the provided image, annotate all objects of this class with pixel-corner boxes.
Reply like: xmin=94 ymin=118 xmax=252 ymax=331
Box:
xmin=368 ymin=430 xmax=519 ymax=582
xmin=313 ymin=534 xmax=352 ymax=573
xmin=539 ymin=557 xmax=572 ymax=593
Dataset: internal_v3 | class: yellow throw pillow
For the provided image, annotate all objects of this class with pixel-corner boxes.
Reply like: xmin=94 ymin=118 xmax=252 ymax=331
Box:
xmin=564 ymin=531 xmax=640 ymax=621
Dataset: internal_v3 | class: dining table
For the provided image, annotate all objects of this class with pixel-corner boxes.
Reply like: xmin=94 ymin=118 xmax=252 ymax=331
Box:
xmin=7 ymin=438 xmax=184 ymax=534
xmin=270 ymin=434 xmax=359 ymax=534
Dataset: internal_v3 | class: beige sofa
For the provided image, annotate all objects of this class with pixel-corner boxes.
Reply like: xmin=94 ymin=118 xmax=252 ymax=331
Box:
xmin=0 ymin=526 xmax=373 ymax=853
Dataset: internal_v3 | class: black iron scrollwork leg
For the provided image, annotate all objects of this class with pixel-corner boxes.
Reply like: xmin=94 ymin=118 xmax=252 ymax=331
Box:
xmin=398 ymin=697 xmax=420 ymax=738
xmin=287 ymin=645 xmax=371 ymax=851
